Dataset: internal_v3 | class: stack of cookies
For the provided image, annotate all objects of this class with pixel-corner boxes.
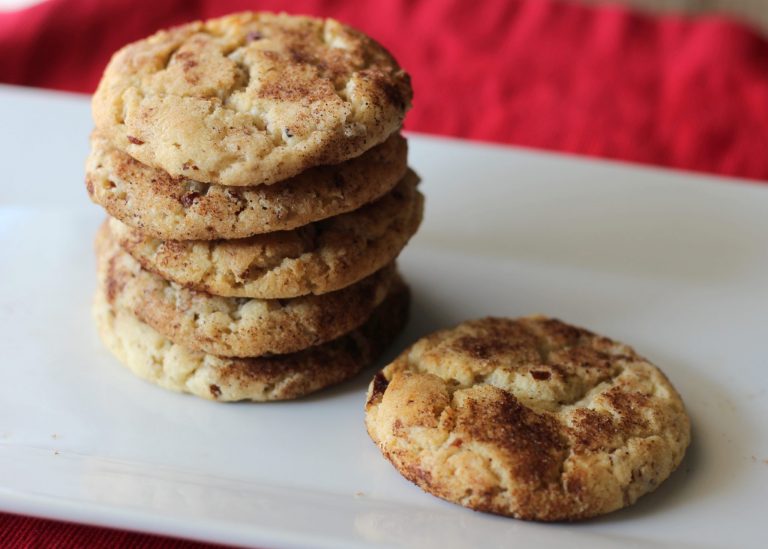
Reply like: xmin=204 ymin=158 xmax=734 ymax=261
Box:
xmin=85 ymin=13 xmax=420 ymax=401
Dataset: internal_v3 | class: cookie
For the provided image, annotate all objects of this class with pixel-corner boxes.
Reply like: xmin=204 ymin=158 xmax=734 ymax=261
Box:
xmin=93 ymin=275 xmax=410 ymax=401
xmin=86 ymin=131 xmax=407 ymax=240
xmin=92 ymin=12 xmax=412 ymax=187
xmin=365 ymin=317 xmax=690 ymax=521
xmin=110 ymin=170 xmax=423 ymax=299
xmin=96 ymin=222 xmax=396 ymax=357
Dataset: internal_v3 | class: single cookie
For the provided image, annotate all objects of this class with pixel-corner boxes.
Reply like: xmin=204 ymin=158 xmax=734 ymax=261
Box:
xmin=110 ymin=170 xmax=423 ymax=299
xmin=86 ymin=131 xmax=407 ymax=240
xmin=96 ymin=222 xmax=396 ymax=357
xmin=365 ymin=317 xmax=690 ymax=521
xmin=93 ymin=275 xmax=410 ymax=401
xmin=92 ymin=12 xmax=412 ymax=187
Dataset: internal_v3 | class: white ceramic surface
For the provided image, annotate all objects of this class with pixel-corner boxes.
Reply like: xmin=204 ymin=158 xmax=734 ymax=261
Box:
xmin=0 ymin=85 xmax=766 ymax=548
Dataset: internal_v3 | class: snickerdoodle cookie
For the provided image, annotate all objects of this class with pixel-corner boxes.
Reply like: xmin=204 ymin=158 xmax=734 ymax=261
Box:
xmin=92 ymin=12 xmax=412 ymax=186
xmin=97 ymin=222 xmax=396 ymax=357
xmin=94 ymin=274 xmax=410 ymax=401
xmin=365 ymin=317 xmax=690 ymax=521
xmin=86 ymin=131 xmax=407 ymax=240
xmin=109 ymin=169 xmax=422 ymax=298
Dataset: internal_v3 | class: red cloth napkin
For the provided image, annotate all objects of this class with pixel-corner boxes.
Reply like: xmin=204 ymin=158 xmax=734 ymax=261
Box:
xmin=2 ymin=0 xmax=767 ymax=181
xmin=2 ymin=512 xmax=229 ymax=548
xmin=1 ymin=0 xmax=766 ymax=547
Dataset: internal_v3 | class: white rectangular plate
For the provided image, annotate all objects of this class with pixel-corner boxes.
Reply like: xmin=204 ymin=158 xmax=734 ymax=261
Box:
xmin=1 ymin=85 xmax=766 ymax=548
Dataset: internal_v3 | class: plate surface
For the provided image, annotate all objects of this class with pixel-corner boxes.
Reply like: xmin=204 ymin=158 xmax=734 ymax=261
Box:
xmin=1 ymin=85 xmax=766 ymax=548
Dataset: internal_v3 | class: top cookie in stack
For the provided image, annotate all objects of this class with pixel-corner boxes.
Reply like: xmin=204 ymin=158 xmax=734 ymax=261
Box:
xmin=92 ymin=12 xmax=411 ymax=187
xmin=86 ymin=12 xmax=421 ymax=401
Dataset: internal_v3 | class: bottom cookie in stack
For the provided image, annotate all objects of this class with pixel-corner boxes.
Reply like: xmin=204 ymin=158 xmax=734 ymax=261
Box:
xmin=93 ymin=226 xmax=410 ymax=402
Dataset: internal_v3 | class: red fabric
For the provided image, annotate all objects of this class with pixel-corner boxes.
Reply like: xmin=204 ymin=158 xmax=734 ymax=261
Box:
xmin=0 ymin=512 xmax=230 ymax=548
xmin=0 ymin=0 xmax=765 ymax=546
xmin=2 ymin=0 xmax=768 ymax=181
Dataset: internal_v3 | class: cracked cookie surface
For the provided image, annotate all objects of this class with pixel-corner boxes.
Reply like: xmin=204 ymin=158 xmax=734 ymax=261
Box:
xmin=364 ymin=317 xmax=690 ymax=521
xmin=97 ymin=222 xmax=396 ymax=357
xmin=92 ymin=12 xmax=412 ymax=187
xmin=109 ymin=169 xmax=422 ymax=299
xmin=93 ymin=272 xmax=410 ymax=402
xmin=86 ymin=131 xmax=407 ymax=240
